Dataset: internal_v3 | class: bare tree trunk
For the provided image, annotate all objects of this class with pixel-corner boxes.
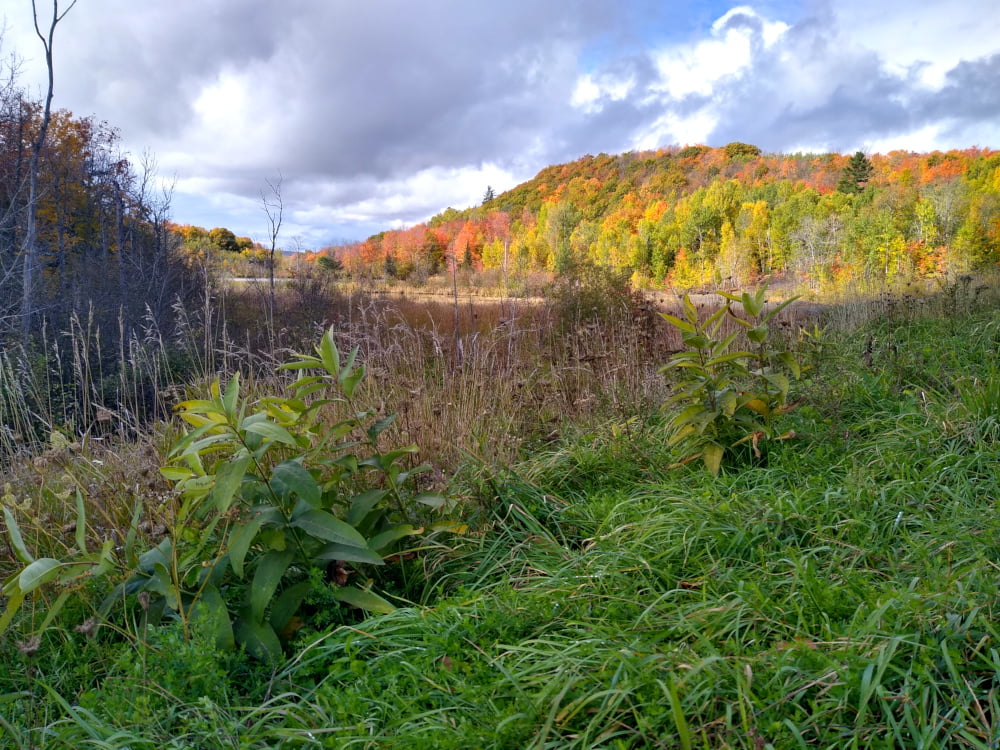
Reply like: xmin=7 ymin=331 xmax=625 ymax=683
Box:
xmin=261 ymin=174 xmax=283 ymax=339
xmin=21 ymin=0 xmax=76 ymax=343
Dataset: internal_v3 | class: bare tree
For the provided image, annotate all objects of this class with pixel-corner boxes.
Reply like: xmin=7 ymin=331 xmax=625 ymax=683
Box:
xmin=261 ymin=174 xmax=283 ymax=325
xmin=21 ymin=0 xmax=76 ymax=342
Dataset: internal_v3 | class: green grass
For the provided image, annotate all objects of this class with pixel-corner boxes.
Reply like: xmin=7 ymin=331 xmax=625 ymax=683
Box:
xmin=4 ymin=298 xmax=1000 ymax=748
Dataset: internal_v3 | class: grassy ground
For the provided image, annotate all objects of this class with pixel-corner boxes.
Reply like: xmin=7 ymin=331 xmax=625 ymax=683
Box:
xmin=2 ymin=286 xmax=1000 ymax=748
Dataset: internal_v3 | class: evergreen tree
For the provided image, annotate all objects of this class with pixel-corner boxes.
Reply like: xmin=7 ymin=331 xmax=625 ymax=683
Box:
xmin=837 ymin=151 xmax=874 ymax=194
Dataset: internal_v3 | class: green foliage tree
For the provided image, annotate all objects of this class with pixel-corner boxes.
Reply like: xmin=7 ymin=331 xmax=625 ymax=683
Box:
xmin=317 ymin=254 xmax=344 ymax=275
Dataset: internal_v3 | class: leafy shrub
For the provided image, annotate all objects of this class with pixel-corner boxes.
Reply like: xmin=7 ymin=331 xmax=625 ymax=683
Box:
xmin=2 ymin=329 xmax=458 ymax=662
xmin=659 ymin=283 xmax=803 ymax=474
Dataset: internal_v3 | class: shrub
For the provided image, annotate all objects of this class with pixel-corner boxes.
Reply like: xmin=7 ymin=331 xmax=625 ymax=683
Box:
xmin=659 ymin=283 xmax=803 ymax=474
xmin=2 ymin=329 xmax=458 ymax=662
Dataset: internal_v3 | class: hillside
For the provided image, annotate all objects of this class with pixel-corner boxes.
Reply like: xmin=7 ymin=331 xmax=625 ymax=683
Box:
xmin=325 ymin=144 xmax=999 ymax=295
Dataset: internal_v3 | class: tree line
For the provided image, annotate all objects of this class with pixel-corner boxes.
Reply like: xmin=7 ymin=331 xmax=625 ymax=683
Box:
xmin=321 ymin=144 xmax=1000 ymax=294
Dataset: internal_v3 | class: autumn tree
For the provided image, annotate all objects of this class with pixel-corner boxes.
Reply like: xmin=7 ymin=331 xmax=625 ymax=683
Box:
xmin=209 ymin=226 xmax=240 ymax=254
xmin=724 ymin=142 xmax=762 ymax=161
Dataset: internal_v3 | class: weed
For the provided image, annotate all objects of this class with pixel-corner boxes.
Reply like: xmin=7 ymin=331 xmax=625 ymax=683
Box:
xmin=659 ymin=282 xmax=803 ymax=473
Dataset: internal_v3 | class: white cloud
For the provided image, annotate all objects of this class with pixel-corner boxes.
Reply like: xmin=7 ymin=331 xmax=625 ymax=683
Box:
xmin=862 ymin=124 xmax=946 ymax=155
xmin=633 ymin=111 xmax=719 ymax=150
xmin=650 ymin=6 xmax=789 ymax=99
xmin=571 ymin=71 xmax=636 ymax=113
xmin=833 ymin=0 xmax=1000 ymax=89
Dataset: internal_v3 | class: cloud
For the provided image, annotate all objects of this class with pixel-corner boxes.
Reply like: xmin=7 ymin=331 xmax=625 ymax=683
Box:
xmin=626 ymin=3 xmax=1000 ymax=154
xmin=3 ymin=0 xmax=998 ymax=244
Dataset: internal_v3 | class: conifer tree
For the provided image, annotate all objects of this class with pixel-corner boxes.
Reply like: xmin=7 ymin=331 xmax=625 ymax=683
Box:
xmin=836 ymin=151 xmax=874 ymax=195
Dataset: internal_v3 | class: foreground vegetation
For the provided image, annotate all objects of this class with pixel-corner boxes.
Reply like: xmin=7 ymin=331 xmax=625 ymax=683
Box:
xmin=3 ymin=278 xmax=1000 ymax=748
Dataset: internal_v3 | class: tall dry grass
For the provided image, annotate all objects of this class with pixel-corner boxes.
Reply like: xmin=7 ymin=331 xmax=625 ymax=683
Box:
xmin=6 ymin=267 xmax=997 ymax=478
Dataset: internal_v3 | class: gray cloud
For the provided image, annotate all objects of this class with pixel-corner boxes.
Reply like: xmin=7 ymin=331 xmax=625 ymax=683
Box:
xmin=4 ymin=0 xmax=998 ymax=243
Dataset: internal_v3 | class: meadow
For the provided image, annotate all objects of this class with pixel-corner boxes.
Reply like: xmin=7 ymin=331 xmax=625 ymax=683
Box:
xmin=2 ymin=272 xmax=1000 ymax=749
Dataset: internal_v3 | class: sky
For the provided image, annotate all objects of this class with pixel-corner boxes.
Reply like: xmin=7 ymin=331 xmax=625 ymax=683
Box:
xmin=3 ymin=0 xmax=999 ymax=249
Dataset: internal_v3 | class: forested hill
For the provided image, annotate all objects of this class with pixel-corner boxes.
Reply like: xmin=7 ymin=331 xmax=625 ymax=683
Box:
xmin=328 ymin=143 xmax=1000 ymax=292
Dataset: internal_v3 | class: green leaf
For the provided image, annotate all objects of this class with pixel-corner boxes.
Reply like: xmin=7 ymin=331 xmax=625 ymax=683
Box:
xmin=415 ymin=493 xmax=447 ymax=510
xmin=168 ymin=420 xmax=216 ymax=458
xmin=726 ymin=312 xmax=753 ymax=329
xmin=269 ymin=580 xmax=311 ymax=633
xmin=147 ymin=562 xmax=179 ymax=610
xmin=367 ymin=414 xmax=396 ymax=441
xmin=258 ymin=527 xmax=288 ymax=551
xmin=705 ymin=304 xmax=729 ymax=330
xmin=234 ymin=613 xmax=283 ymax=663
xmin=778 ymin=352 xmax=802 ymax=379
xmin=681 ymin=332 xmax=709 ymax=349
xmin=270 ymin=460 xmax=321 ymax=507
xmin=190 ymin=584 xmax=235 ymax=651
xmin=705 ymin=351 xmax=754 ymax=368
xmin=670 ymin=404 xmax=709 ymax=431
xmin=0 ymin=590 xmax=26 ymax=634
xmin=714 ymin=331 xmax=740 ymax=355
xmin=222 ymin=373 xmax=241 ymax=419
xmin=702 ymin=443 xmax=724 ymax=476
xmin=285 ymin=373 xmax=322 ymax=390
xmin=747 ymin=324 xmax=769 ymax=344
xmin=369 ymin=524 xmax=420 ymax=552
xmin=341 ymin=367 xmax=365 ymax=400
xmin=176 ymin=398 xmax=225 ymax=416
xmin=138 ymin=538 xmax=173 ymax=575
xmin=340 ymin=346 xmax=360 ymax=381
xmin=762 ymin=372 xmax=791 ymax=399
xmin=658 ymin=312 xmax=695 ymax=334
xmin=331 ymin=586 xmax=396 ymax=614
xmin=278 ymin=355 xmax=321 ymax=371
xmin=98 ymin=581 xmax=130 ymax=618
xmin=761 ymin=294 xmax=800 ymax=323
xmin=15 ymin=558 xmax=62 ymax=595
xmin=719 ymin=389 xmax=738 ymax=418
xmin=211 ymin=456 xmax=250 ymax=514
xmin=228 ymin=514 xmax=268 ymax=578
xmin=667 ymin=423 xmax=696 ymax=447
xmin=250 ymin=550 xmax=294 ymax=623
xmin=185 ymin=431 xmax=237 ymax=456
xmin=319 ymin=329 xmax=341 ymax=375
xmin=314 ymin=543 xmax=385 ymax=566
xmin=346 ymin=489 xmax=387 ymax=526
xmin=93 ymin=539 xmax=116 ymax=578
xmin=3 ymin=508 xmax=33 ymax=565
xmin=291 ymin=510 xmax=368 ymax=548
xmin=244 ymin=420 xmax=299 ymax=447
xmin=294 ymin=381 xmax=333 ymax=400
xmin=742 ymin=289 xmax=765 ymax=317
xmin=682 ymin=294 xmax=697 ymax=323
xmin=159 ymin=466 xmax=194 ymax=482
xmin=74 ymin=490 xmax=88 ymax=554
